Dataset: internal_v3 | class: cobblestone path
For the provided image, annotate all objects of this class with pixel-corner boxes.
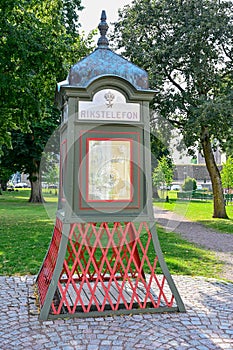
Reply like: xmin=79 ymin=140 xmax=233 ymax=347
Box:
xmin=0 ymin=275 xmax=232 ymax=349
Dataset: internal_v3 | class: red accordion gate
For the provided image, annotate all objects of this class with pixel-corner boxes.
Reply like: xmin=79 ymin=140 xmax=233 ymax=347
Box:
xmin=37 ymin=218 xmax=184 ymax=319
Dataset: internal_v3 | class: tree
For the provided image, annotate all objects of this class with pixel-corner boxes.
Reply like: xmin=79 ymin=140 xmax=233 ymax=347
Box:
xmin=0 ymin=0 xmax=93 ymax=201
xmin=0 ymin=0 xmax=90 ymax=145
xmin=152 ymin=155 xmax=174 ymax=198
xmin=182 ymin=177 xmax=197 ymax=192
xmin=221 ymin=156 xmax=233 ymax=192
xmin=1 ymin=109 xmax=59 ymax=202
xmin=150 ymin=113 xmax=174 ymax=198
xmin=150 ymin=113 xmax=173 ymax=168
xmin=42 ymin=158 xmax=59 ymax=189
xmin=0 ymin=166 xmax=12 ymax=193
xmin=113 ymin=0 xmax=233 ymax=218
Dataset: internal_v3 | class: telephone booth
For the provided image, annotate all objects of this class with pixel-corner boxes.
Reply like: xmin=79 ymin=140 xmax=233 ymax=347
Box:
xmin=36 ymin=11 xmax=185 ymax=320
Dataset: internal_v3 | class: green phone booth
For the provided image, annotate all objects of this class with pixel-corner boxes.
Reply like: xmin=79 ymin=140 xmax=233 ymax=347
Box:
xmin=36 ymin=11 xmax=185 ymax=320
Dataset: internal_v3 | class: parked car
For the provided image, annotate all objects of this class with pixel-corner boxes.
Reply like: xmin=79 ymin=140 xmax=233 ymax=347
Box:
xmin=170 ymin=184 xmax=182 ymax=191
xmin=159 ymin=185 xmax=171 ymax=190
xmin=14 ymin=182 xmax=30 ymax=188
xmin=48 ymin=184 xmax=58 ymax=189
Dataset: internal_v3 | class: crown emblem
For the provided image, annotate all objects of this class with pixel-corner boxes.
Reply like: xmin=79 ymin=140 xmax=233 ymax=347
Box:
xmin=104 ymin=91 xmax=115 ymax=108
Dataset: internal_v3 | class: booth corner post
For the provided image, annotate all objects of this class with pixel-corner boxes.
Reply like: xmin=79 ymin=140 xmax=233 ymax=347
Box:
xmin=36 ymin=10 xmax=185 ymax=320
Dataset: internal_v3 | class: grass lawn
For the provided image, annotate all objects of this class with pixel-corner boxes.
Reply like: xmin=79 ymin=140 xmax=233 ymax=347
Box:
xmin=0 ymin=189 xmax=223 ymax=279
xmin=0 ymin=189 xmax=56 ymax=275
xmin=154 ymin=191 xmax=233 ymax=234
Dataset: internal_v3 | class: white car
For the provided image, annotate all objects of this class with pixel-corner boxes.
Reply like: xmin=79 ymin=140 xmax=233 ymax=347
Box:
xmin=14 ymin=182 xmax=30 ymax=188
xmin=170 ymin=184 xmax=182 ymax=191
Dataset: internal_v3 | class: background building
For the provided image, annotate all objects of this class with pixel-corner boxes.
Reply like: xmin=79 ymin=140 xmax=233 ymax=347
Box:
xmin=170 ymin=133 xmax=225 ymax=190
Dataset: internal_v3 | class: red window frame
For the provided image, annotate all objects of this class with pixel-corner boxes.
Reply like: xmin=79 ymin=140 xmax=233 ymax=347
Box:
xmin=79 ymin=130 xmax=141 ymax=211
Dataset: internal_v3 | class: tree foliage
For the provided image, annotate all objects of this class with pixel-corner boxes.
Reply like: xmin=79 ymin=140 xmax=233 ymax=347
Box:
xmin=0 ymin=0 xmax=93 ymax=201
xmin=152 ymin=155 xmax=174 ymax=190
xmin=0 ymin=109 xmax=60 ymax=201
xmin=221 ymin=156 xmax=233 ymax=191
xmin=0 ymin=0 xmax=91 ymax=147
xmin=113 ymin=0 xmax=233 ymax=218
xmin=182 ymin=177 xmax=197 ymax=192
xmin=150 ymin=112 xmax=173 ymax=167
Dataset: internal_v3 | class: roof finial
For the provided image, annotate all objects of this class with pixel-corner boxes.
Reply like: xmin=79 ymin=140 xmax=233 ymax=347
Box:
xmin=97 ymin=10 xmax=109 ymax=49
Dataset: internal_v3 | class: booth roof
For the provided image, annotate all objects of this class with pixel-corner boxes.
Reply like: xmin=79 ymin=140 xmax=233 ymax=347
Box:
xmin=65 ymin=10 xmax=149 ymax=91
xmin=68 ymin=48 xmax=149 ymax=90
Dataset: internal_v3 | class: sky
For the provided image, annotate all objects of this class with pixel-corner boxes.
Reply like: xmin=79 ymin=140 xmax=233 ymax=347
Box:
xmin=79 ymin=0 xmax=133 ymax=35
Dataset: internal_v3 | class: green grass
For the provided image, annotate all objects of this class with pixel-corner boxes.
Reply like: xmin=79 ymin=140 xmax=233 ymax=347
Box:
xmin=155 ymin=193 xmax=233 ymax=234
xmin=0 ymin=189 xmax=57 ymax=275
xmin=0 ymin=189 xmax=223 ymax=279
xmin=157 ymin=226 xmax=222 ymax=278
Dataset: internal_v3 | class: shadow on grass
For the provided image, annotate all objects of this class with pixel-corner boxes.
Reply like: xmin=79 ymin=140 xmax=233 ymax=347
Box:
xmin=197 ymin=219 xmax=233 ymax=234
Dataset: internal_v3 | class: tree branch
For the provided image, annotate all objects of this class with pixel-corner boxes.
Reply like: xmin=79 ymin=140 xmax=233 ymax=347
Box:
xmin=222 ymin=44 xmax=233 ymax=62
xmin=163 ymin=66 xmax=185 ymax=94
xmin=167 ymin=118 xmax=184 ymax=127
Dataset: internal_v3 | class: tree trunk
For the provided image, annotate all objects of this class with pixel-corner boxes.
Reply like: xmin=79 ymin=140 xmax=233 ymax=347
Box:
xmin=29 ymin=160 xmax=44 ymax=203
xmin=1 ymin=180 xmax=7 ymax=191
xmin=201 ymin=126 xmax=228 ymax=219
xmin=153 ymin=186 xmax=160 ymax=199
xmin=29 ymin=172 xmax=44 ymax=203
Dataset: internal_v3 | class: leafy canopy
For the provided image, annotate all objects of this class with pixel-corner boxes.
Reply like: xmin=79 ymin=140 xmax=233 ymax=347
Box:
xmin=113 ymin=0 xmax=233 ymax=153
xmin=0 ymin=0 xmax=92 ymax=149
xmin=152 ymin=155 xmax=174 ymax=189
xmin=221 ymin=156 xmax=233 ymax=190
xmin=0 ymin=0 xmax=94 ymax=201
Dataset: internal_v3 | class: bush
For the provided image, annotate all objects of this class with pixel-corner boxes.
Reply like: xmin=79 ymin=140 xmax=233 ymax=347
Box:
xmin=177 ymin=191 xmax=213 ymax=200
xmin=182 ymin=177 xmax=197 ymax=191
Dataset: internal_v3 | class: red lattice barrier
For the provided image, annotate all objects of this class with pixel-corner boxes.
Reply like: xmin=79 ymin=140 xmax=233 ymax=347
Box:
xmin=48 ymin=222 xmax=175 ymax=315
xmin=37 ymin=218 xmax=63 ymax=307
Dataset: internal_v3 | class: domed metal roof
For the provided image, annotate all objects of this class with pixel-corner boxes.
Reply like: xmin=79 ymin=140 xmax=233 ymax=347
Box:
xmin=67 ymin=11 xmax=149 ymax=90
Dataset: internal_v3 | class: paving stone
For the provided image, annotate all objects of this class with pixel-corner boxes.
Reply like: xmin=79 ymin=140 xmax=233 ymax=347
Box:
xmin=0 ymin=275 xmax=233 ymax=350
xmin=87 ymin=345 xmax=99 ymax=350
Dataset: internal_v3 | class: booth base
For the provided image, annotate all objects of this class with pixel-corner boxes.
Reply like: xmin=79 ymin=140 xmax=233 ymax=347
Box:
xmin=49 ymin=275 xmax=177 ymax=319
xmin=36 ymin=219 xmax=185 ymax=320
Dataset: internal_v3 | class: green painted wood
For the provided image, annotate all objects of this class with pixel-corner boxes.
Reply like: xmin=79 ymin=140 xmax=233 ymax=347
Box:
xmin=47 ymin=306 xmax=179 ymax=320
xmin=148 ymin=223 xmax=186 ymax=312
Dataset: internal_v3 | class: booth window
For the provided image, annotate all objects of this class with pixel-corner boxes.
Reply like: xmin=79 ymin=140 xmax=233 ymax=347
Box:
xmin=87 ymin=138 xmax=133 ymax=202
xmin=78 ymin=129 xmax=141 ymax=211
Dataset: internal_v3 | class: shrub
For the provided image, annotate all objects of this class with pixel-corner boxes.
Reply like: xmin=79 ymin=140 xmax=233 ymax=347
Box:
xmin=182 ymin=177 xmax=197 ymax=191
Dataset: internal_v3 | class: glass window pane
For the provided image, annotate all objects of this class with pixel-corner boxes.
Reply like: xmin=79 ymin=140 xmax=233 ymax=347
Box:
xmin=88 ymin=139 xmax=132 ymax=201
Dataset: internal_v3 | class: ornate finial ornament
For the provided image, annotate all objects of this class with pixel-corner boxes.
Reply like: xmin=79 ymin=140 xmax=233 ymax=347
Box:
xmin=97 ymin=10 xmax=109 ymax=48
